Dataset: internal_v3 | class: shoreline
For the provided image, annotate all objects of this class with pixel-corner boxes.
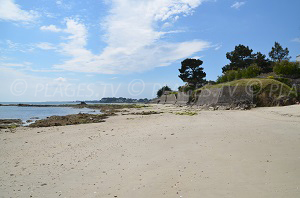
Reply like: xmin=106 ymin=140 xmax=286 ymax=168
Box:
xmin=0 ymin=104 xmax=148 ymax=128
xmin=1 ymin=104 xmax=300 ymax=197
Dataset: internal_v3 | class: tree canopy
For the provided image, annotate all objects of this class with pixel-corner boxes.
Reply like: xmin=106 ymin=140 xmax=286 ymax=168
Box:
xmin=178 ymin=58 xmax=206 ymax=88
xmin=222 ymin=45 xmax=272 ymax=73
xmin=156 ymin=86 xmax=172 ymax=98
xmin=253 ymin=52 xmax=273 ymax=73
xmin=222 ymin=45 xmax=254 ymax=73
xmin=269 ymin=42 xmax=291 ymax=62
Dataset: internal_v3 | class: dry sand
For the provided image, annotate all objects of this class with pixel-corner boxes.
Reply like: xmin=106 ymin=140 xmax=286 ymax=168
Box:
xmin=1 ymin=105 xmax=300 ymax=198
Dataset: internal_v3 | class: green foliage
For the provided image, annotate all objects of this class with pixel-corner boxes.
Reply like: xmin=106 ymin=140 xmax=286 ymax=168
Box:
xmin=133 ymin=104 xmax=149 ymax=108
xmin=241 ymin=64 xmax=262 ymax=78
xmin=273 ymin=77 xmax=291 ymax=87
xmin=254 ymin=52 xmax=273 ymax=73
xmin=222 ymin=45 xmax=254 ymax=73
xmin=200 ymin=78 xmax=292 ymax=91
xmin=168 ymin=91 xmax=178 ymax=96
xmin=198 ymin=78 xmax=297 ymax=106
xmin=269 ymin=42 xmax=291 ymax=62
xmin=226 ymin=70 xmax=237 ymax=82
xmin=178 ymin=58 xmax=206 ymax=88
xmin=9 ymin=124 xmax=17 ymax=129
xmin=157 ymin=86 xmax=172 ymax=98
xmin=273 ymin=61 xmax=300 ymax=78
xmin=222 ymin=45 xmax=272 ymax=73
xmin=217 ymin=64 xmax=261 ymax=83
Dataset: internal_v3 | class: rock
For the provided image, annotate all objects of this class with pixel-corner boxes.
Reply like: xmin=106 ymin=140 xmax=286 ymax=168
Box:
xmin=29 ymin=113 xmax=112 ymax=128
xmin=208 ymin=107 xmax=215 ymax=111
xmin=0 ymin=119 xmax=22 ymax=129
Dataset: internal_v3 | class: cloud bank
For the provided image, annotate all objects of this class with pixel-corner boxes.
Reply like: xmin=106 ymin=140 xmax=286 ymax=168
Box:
xmin=0 ymin=0 xmax=38 ymax=21
xmin=43 ymin=0 xmax=211 ymax=74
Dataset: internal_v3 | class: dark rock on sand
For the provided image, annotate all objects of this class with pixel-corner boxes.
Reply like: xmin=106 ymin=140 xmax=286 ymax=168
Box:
xmin=29 ymin=113 xmax=115 ymax=128
xmin=0 ymin=119 xmax=22 ymax=129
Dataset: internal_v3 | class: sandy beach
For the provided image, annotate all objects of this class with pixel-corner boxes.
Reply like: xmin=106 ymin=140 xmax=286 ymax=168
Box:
xmin=1 ymin=105 xmax=300 ymax=198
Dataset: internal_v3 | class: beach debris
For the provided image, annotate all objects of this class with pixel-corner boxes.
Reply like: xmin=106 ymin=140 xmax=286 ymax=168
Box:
xmin=129 ymin=111 xmax=162 ymax=115
xmin=175 ymin=111 xmax=198 ymax=116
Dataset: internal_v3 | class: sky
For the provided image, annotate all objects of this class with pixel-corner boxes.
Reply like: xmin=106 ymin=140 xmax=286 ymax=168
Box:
xmin=0 ymin=0 xmax=299 ymax=102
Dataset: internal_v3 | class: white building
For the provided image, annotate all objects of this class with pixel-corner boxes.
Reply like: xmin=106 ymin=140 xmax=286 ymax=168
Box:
xmin=297 ymin=55 xmax=300 ymax=62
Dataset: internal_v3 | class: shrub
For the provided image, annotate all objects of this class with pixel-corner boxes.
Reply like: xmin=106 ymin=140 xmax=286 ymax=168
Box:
xmin=241 ymin=64 xmax=261 ymax=78
xmin=216 ymin=64 xmax=261 ymax=83
xmin=226 ymin=70 xmax=237 ymax=82
xmin=216 ymin=75 xmax=227 ymax=84
xmin=274 ymin=77 xmax=292 ymax=87
xmin=273 ymin=61 xmax=300 ymax=78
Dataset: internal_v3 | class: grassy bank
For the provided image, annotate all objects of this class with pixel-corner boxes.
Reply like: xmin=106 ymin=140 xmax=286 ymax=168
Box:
xmin=195 ymin=78 xmax=297 ymax=106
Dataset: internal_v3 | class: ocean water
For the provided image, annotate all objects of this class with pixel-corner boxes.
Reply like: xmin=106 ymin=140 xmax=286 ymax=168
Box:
xmin=0 ymin=102 xmax=77 ymax=105
xmin=0 ymin=106 xmax=101 ymax=124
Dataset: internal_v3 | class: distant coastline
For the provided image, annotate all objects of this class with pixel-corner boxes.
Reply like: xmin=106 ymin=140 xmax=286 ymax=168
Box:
xmin=0 ymin=97 xmax=150 ymax=106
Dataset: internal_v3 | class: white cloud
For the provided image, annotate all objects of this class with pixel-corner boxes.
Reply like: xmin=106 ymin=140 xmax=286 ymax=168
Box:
xmin=0 ymin=0 xmax=39 ymax=21
xmin=48 ymin=0 xmax=211 ymax=74
xmin=292 ymin=38 xmax=300 ymax=43
xmin=56 ymin=1 xmax=62 ymax=5
xmin=214 ymin=44 xmax=222 ymax=50
xmin=192 ymin=56 xmax=203 ymax=60
xmin=55 ymin=0 xmax=72 ymax=10
xmin=231 ymin=2 xmax=246 ymax=9
xmin=3 ymin=40 xmax=35 ymax=53
xmin=36 ymin=42 xmax=56 ymax=50
xmin=40 ymin=25 xmax=62 ymax=32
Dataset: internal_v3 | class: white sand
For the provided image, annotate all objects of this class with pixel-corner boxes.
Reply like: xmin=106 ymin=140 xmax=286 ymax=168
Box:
xmin=1 ymin=105 xmax=300 ymax=198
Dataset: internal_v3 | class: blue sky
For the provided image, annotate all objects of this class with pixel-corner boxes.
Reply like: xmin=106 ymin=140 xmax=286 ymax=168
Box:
xmin=0 ymin=0 xmax=299 ymax=101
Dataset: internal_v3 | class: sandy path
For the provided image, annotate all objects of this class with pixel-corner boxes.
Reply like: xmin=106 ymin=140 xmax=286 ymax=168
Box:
xmin=1 ymin=105 xmax=300 ymax=198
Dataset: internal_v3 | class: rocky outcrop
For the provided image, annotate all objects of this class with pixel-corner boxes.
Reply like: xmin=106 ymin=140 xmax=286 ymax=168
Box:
xmin=164 ymin=94 xmax=177 ymax=104
xmin=196 ymin=88 xmax=222 ymax=106
xmin=152 ymin=86 xmax=254 ymax=109
xmin=0 ymin=119 xmax=23 ymax=129
xmin=176 ymin=91 xmax=191 ymax=105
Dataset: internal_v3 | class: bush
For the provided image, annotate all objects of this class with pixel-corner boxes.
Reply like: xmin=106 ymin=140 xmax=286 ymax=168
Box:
xmin=226 ymin=70 xmax=237 ymax=82
xmin=274 ymin=77 xmax=292 ymax=87
xmin=241 ymin=64 xmax=262 ymax=78
xmin=216 ymin=64 xmax=261 ymax=83
xmin=273 ymin=61 xmax=300 ymax=78
xmin=216 ymin=75 xmax=227 ymax=84
xmin=157 ymin=86 xmax=172 ymax=97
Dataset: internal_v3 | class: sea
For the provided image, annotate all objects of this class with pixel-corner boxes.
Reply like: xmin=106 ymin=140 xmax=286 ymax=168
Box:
xmin=0 ymin=102 xmax=102 ymax=124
